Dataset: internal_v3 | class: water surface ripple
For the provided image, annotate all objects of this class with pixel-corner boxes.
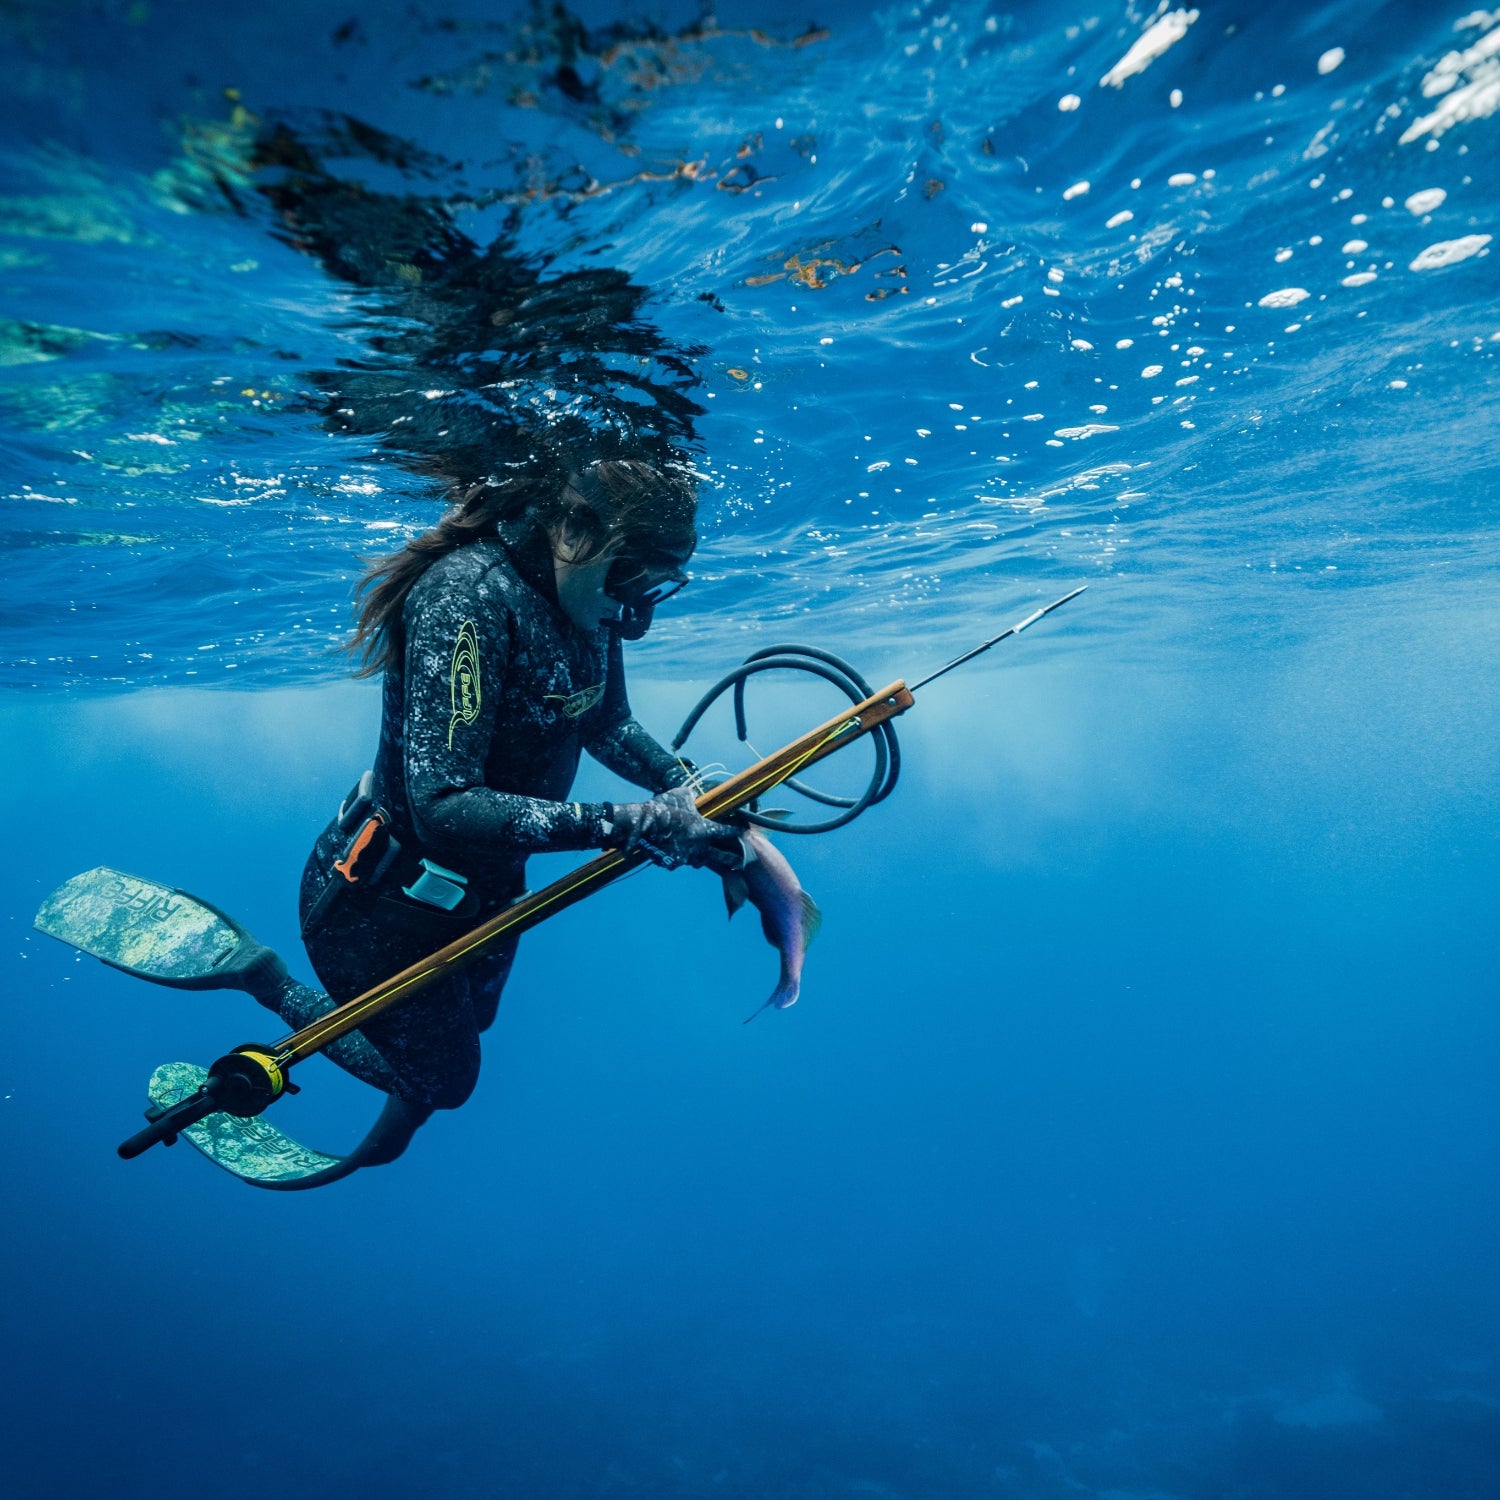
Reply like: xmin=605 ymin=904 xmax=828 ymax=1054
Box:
xmin=1 ymin=0 xmax=1496 ymax=687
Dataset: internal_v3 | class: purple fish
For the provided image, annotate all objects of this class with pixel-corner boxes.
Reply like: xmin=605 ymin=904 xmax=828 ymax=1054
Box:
xmin=722 ymin=827 xmax=822 ymax=1022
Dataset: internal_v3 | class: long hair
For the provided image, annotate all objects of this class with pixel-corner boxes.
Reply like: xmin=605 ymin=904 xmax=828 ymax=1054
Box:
xmin=348 ymin=459 xmax=697 ymax=675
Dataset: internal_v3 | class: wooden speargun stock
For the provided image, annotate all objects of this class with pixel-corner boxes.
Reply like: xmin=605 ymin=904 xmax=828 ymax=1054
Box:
xmin=116 ymin=683 xmax=915 ymax=1158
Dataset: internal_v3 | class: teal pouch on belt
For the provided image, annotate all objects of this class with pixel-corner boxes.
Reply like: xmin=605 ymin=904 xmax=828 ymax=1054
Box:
xmin=402 ymin=858 xmax=469 ymax=912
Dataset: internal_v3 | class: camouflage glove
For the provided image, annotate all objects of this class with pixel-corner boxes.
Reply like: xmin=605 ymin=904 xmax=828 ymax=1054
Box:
xmin=603 ymin=785 xmax=745 ymax=872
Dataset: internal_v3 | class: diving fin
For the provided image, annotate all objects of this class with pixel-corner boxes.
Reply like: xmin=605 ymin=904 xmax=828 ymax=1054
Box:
xmin=39 ymin=868 xmax=424 ymax=1191
xmin=146 ymin=1062 xmax=428 ymax=1191
xmin=34 ymin=867 xmax=287 ymax=999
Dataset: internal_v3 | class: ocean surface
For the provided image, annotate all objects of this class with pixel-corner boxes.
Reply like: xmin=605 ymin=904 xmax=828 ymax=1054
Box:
xmin=2 ymin=2 xmax=1497 ymax=1495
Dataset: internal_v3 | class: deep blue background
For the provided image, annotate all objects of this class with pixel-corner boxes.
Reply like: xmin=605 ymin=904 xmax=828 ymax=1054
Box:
xmin=3 ymin=2 xmax=1499 ymax=1496
xmin=5 ymin=618 xmax=1497 ymax=1497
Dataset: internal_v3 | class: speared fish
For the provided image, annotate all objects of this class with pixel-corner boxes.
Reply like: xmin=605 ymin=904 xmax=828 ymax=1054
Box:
xmin=722 ymin=827 xmax=822 ymax=1022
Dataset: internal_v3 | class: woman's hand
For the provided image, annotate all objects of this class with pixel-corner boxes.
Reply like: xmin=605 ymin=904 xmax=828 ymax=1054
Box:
xmin=604 ymin=786 xmax=745 ymax=872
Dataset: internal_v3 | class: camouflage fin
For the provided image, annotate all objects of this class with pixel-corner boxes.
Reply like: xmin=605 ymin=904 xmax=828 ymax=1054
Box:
xmin=146 ymin=1063 xmax=421 ymax=1191
xmin=34 ymin=867 xmax=285 ymax=995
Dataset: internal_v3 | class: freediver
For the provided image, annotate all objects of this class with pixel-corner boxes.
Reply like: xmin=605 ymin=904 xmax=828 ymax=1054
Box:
xmin=34 ymin=111 xmax=764 ymax=1184
xmin=227 ymin=119 xmax=746 ymax=1166
xmin=247 ymin=457 xmax=746 ymax=1170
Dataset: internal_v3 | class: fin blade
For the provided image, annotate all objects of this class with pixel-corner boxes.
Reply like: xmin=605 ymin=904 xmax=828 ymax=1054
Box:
xmin=148 ymin=1063 xmax=345 ymax=1187
xmin=147 ymin=1065 xmax=422 ymax=1191
xmin=34 ymin=867 xmax=282 ymax=993
xmin=35 ymin=867 xmax=240 ymax=984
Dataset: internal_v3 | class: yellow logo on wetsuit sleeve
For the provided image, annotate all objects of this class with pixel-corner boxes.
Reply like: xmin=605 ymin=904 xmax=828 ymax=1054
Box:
xmin=448 ymin=621 xmax=482 ymax=747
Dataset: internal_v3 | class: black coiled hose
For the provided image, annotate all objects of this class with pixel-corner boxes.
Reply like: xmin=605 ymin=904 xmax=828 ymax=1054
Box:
xmin=671 ymin=644 xmax=901 ymax=835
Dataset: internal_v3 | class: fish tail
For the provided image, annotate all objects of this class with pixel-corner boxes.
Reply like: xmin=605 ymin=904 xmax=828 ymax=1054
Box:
xmin=743 ymin=973 xmax=800 ymax=1022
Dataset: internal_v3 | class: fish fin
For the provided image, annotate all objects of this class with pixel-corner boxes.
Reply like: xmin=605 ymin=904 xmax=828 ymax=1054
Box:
xmin=743 ymin=977 xmax=799 ymax=1024
xmin=755 ymin=807 xmax=795 ymax=822
xmin=800 ymin=891 xmax=823 ymax=947
xmin=722 ymin=871 xmax=749 ymax=920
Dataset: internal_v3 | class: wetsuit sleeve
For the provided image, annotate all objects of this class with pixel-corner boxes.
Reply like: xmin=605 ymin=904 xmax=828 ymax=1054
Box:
xmin=402 ymin=574 xmax=610 ymax=854
xmin=585 ymin=718 xmax=690 ymax=792
xmin=582 ymin=631 xmax=691 ymax=793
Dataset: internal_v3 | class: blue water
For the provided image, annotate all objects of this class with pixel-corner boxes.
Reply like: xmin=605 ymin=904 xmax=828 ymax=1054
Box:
xmin=3 ymin=2 xmax=1498 ymax=1495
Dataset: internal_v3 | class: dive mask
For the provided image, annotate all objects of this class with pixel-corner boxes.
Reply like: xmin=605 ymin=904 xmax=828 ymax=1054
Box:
xmin=603 ymin=556 xmax=690 ymax=641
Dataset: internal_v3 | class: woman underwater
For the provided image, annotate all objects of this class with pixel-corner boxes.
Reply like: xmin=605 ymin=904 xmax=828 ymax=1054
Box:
xmin=32 ymin=110 xmax=764 ymax=1183
xmin=244 ymin=458 xmax=747 ymax=1172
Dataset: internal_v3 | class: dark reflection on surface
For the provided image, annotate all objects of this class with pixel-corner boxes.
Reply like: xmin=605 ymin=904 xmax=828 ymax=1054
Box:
xmin=252 ymin=109 xmax=706 ymax=487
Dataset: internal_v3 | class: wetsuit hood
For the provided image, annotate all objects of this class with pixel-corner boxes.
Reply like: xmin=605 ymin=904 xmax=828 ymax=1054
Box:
xmin=493 ymin=516 xmax=562 ymax=609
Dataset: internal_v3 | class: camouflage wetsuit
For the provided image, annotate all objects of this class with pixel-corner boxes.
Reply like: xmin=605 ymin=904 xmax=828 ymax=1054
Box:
xmin=263 ymin=518 xmax=687 ymax=1114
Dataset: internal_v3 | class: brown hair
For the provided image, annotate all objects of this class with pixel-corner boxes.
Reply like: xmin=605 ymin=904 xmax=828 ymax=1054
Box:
xmin=348 ymin=459 xmax=698 ymax=675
